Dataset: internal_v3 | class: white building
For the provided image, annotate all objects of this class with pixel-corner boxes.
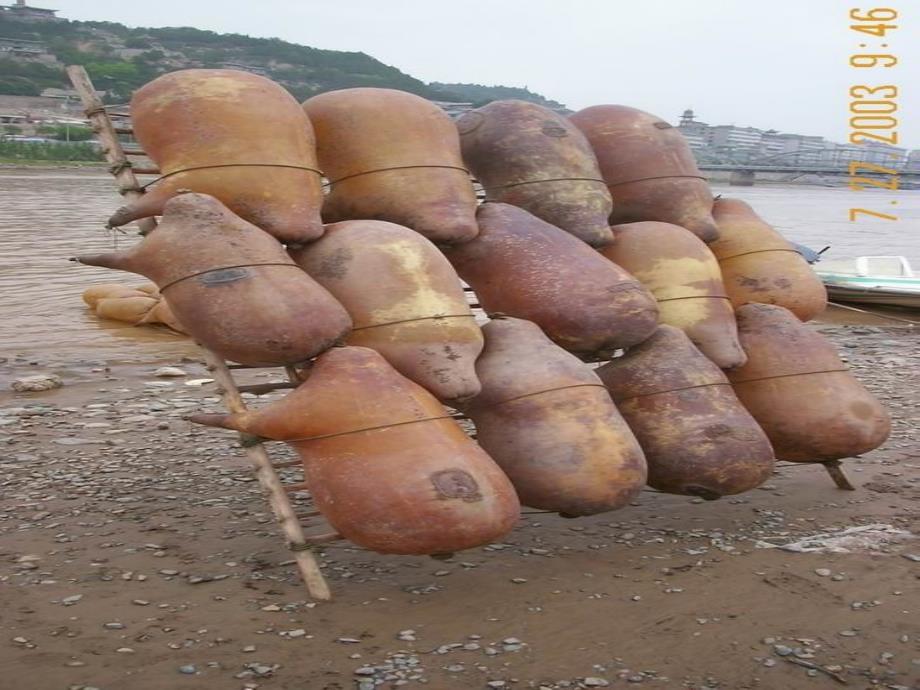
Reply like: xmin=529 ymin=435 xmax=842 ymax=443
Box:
xmin=819 ymin=141 xmax=907 ymax=167
xmin=708 ymin=125 xmax=764 ymax=154
xmin=906 ymin=150 xmax=920 ymax=171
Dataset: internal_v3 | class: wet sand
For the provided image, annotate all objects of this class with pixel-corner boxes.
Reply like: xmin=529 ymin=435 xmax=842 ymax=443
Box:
xmin=1 ymin=325 xmax=918 ymax=690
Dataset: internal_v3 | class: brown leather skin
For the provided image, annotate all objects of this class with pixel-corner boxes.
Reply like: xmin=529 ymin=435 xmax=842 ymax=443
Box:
xmin=711 ymin=199 xmax=827 ymax=321
xmin=460 ymin=317 xmax=646 ymax=516
xmin=77 ymin=193 xmax=351 ymax=366
xmin=596 ymin=325 xmax=775 ymax=499
xmin=302 ymin=87 xmax=479 ymax=245
xmin=443 ymin=203 xmax=659 ymax=354
xmin=290 ymin=219 xmax=483 ymax=403
xmin=727 ymin=304 xmax=890 ymax=462
xmin=570 ymin=105 xmax=718 ymax=242
xmin=107 ymin=69 xmax=325 ymax=245
xmin=191 ymin=346 xmax=520 ymax=555
xmin=456 ymin=100 xmax=614 ymax=247
xmin=601 ymin=221 xmax=746 ymax=369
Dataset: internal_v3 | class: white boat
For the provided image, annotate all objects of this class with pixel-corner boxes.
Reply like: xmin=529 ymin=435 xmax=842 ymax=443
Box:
xmin=816 ymin=256 xmax=920 ymax=310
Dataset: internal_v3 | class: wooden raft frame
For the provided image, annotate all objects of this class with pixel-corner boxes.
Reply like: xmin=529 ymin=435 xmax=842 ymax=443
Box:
xmin=67 ymin=65 xmax=859 ymax=600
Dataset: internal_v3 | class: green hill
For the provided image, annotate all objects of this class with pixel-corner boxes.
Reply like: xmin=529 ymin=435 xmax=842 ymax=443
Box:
xmin=0 ymin=15 xmax=564 ymax=108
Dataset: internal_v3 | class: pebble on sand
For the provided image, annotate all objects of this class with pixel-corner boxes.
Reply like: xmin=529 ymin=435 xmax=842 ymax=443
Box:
xmin=154 ymin=367 xmax=187 ymax=377
xmin=12 ymin=374 xmax=63 ymax=392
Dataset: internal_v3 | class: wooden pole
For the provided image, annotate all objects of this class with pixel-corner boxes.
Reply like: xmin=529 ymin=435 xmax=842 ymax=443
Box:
xmin=65 ymin=65 xmax=157 ymax=236
xmin=201 ymin=348 xmax=332 ymax=601
xmin=822 ymin=460 xmax=856 ymax=491
xmin=66 ymin=64 xmax=335 ymax=600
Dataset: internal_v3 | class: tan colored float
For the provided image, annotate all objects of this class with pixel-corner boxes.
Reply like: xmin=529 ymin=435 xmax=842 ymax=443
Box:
xmin=710 ymin=198 xmax=827 ymax=321
xmin=596 ymin=325 xmax=774 ymax=498
xmin=570 ymin=105 xmax=718 ymax=242
xmin=191 ymin=346 xmax=520 ymax=555
xmin=302 ymin=87 xmax=478 ymax=244
xmin=728 ymin=304 xmax=890 ymax=462
xmin=456 ymin=100 xmax=614 ymax=246
xmin=82 ymin=283 xmax=185 ymax=332
xmin=463 ymin=317 xmax=646 ymax=515
xmin=290 ymin=219 xmax=482 ymax=402
xmin=444 ymin=203 xmax=658 ymax=353
xmin=82 ymin=282 xmax=154 ymax=307
xmin=78 ymin=193 xmax=351 ymax=365
xmin=108 ymin=69 xmax=324 ymax=244
xmin=601 ymin=221 xmax=745 ymax=369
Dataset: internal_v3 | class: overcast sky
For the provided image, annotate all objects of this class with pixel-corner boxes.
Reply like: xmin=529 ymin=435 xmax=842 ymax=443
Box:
xmin=53 ymin=0 xmax=917 ymax=149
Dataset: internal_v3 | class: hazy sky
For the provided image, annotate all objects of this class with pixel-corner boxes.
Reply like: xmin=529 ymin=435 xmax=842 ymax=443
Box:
xmin=53 ymin=0 xmax=918 ymax=148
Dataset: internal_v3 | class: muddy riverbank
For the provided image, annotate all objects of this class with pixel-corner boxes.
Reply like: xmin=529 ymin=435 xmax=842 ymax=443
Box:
xmin=1 ymin=324 xmax=918 ymax=690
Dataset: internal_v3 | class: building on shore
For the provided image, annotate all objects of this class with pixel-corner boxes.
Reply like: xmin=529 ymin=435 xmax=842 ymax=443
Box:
xmin=0 ymin=36 xmax=47 ymax=57
xmin=820 ymin=140 xmax=908 ymax=167
xmin=0 ymin=0 xmax=60 ymax=22
xmin=708 ymin=124 xmax=764 ymax=160
xmin=677 ymin=109 xmax=709 ymax=150
xmin=906 ymin=150 xmax=920 ymax=171
xmin=678 ymin=108 xmax=914 ymax=168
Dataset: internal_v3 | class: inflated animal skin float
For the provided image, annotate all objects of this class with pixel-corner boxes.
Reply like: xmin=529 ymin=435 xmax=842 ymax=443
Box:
xmin=462 ymin=317 xmax=647 ymax=516
xmin=108 ymin=69 xmax=325 ymax=245
xmin=303 ymin=87 xmax=479 ymax=244
xmin=191 ymin=346 xmax=520 ymax=554
xmin=571 ymin=104 xmax=719 ymax=242
xmin=457 ymin=99 xmax=614 ymax=247
xmin=79 ymin=193 xmax=351 ymax=366
xmin=291 ymin=219 xmax=482 ymax=402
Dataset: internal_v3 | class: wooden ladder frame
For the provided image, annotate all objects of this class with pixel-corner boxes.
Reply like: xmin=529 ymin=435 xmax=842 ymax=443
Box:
xmin=67 ymin=65 xmax=336 ymax=600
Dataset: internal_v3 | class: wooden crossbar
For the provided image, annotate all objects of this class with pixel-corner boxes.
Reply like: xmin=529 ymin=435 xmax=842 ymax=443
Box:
xmin=204 ymin=351 xmax=334 ymax=599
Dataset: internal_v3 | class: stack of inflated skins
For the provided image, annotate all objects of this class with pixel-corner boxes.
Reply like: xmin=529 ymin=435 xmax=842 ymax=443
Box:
xmin=77 ymin=70 xmax=891 ymax=555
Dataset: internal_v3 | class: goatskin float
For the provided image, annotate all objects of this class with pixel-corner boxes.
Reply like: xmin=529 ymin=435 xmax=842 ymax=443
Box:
xmin=108 ymin=69 xmax=325 ymax=244
xmin=570 ymin=104 xmax=718 ymax=242
xmin=191 ymin=346 xmax=520 ymax=554
xmin=710 ymin=198 xmax=827 ymax=321
xmin=600 ymin=221 xmax=745 ymax=368
xmin=596 ymin=325 xmax=775 ymax=498
xmin=78 ymin=193 xmax=351 ymax=365
xmin=728 ymin=304 xmax=890 ymax=461
xmin=302 ymin=87 xmax=478 ymax=244
xmin=443 ymin=203 xmax=658 ymax=353
xmin=462 ymin=317 xmax=646 ymax=516
xmin=456 ymin=99 xmax=614 ymax=246
xmin=290 ymin=219 xmax=482 ymax=402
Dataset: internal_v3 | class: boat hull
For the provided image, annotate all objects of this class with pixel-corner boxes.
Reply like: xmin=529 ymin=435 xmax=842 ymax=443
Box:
xmin=822 ymin=281 xmax=920 ymax=309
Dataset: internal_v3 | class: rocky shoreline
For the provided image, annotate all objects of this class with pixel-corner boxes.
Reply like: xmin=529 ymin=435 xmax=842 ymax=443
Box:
xmin=1 ymin=324 xmax=918 ymax=690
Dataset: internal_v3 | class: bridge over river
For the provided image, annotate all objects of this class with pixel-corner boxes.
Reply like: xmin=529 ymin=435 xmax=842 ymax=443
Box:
xmin=698 ymin=163 xmax=920 ymax=186
xmin=696 ymin=149 xmax=920 ymax=185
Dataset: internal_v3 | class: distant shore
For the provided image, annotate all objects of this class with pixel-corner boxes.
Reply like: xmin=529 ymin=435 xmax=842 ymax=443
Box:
xmin=0 ymin=160 xmax=107 ymax=170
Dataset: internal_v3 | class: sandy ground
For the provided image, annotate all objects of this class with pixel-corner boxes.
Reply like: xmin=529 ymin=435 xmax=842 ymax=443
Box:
xmin=1 ymin=324 xmax=918 ymax=690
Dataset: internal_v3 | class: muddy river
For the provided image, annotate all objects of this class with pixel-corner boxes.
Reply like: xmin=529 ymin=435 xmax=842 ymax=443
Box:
xmin=1 ymin=168 xmax=917 ymax=376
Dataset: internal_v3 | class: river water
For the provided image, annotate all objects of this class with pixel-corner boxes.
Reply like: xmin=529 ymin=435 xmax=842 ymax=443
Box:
xmin=1 ymin=169 xmax=918 ymax=375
